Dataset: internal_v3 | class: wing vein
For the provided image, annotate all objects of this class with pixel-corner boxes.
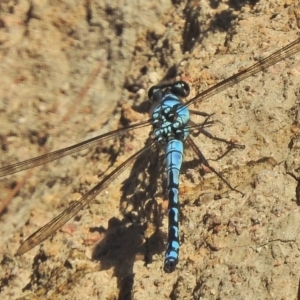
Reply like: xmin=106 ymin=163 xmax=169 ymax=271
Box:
xmin=16 ymin=140 xmax=155 ymax=256
xmin=0 ymin=119 xmax=151 ymax=177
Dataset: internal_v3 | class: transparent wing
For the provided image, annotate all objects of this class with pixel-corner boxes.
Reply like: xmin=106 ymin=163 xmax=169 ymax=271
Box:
xmin=185 ymin=37 xmax=300 ymax=108
xmin=16 ymin=140 xmax=155 ymax=255
xmin=0 ymin=119 xmax=151 ymax=177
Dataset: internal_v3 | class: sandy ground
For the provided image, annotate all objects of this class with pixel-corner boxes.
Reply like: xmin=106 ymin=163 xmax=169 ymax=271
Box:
xmin=1 ymin=0 xmax=300 ymax=299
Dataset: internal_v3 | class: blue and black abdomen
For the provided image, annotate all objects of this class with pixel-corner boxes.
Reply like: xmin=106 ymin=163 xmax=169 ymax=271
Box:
xmin=149 ymin=81 xmax=190 ymax=272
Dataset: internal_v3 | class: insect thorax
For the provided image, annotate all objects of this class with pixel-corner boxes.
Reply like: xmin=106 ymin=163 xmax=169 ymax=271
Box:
xmin=152 ymin=94 xmax=190 ymax=143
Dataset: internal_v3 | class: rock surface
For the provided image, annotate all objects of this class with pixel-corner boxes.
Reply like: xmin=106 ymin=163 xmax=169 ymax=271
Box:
xmin=0 ymin=0 xmax=300 ymax=299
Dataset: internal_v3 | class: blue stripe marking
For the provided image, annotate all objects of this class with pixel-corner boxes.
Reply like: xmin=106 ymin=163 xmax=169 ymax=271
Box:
xmin=150 ymin=82 xmax=190 ymax=272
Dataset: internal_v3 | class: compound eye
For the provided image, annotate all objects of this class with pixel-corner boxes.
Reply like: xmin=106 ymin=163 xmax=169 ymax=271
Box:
xmin=171 ymin=81 xmax=190 ymax=97
xmin=148 ymin=85 xmax=161 ymax=102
